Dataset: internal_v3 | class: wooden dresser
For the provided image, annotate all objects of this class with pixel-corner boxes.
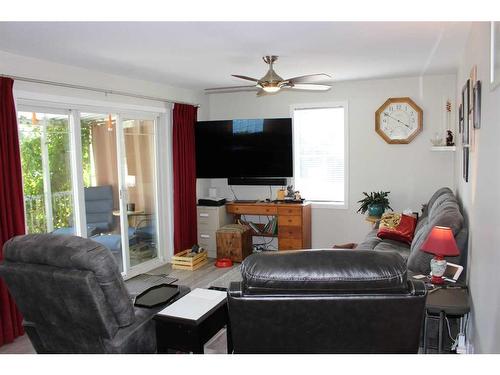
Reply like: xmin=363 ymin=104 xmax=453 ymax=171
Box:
xmin=225 ymin=202 xmax=311 ymax=251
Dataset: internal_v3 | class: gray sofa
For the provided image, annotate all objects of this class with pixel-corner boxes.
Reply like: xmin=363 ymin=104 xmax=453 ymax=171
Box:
xmin=0 ymin=234 xmax=157 ymax=353
xmin=356 ymin=187 xmax=468 ymax=275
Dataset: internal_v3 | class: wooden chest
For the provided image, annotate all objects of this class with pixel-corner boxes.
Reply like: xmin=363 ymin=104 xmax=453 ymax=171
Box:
xmin=216 ymin=224 xmax=253 ymax=262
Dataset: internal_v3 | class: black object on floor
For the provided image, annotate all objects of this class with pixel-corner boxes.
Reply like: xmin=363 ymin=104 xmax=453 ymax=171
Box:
xmin=126 ymin=273 xmax=178 ymax=298
xmin=134 ymin=284 xmax=180 ymax=308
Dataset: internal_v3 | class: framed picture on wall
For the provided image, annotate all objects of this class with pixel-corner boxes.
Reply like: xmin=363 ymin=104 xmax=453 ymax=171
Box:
xmin=462 ymin=80 xmax=470 ymax=145
xmin=463 ymin=147 xmax=469 ymax=183
xmin=458 ymin=103 xmax=464 ymax=134
xmin=473 ymin=80 xmax=482 ymax=129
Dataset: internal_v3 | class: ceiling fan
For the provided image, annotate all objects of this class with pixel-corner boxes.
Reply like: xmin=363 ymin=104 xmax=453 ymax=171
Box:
xmin=205 ymin=55 xmax=333 ymax=96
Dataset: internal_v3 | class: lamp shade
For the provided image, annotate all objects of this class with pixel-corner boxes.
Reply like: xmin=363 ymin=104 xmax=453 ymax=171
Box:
xmin=420 ymin=226 xmax=460 ymax=257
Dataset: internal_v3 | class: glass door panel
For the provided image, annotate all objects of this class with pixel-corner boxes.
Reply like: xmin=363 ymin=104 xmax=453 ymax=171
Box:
xmin=122 ymin=118 xmax=158 ymax=267
xmin=17 ymin=111 xmax=74 ymax=234
xmin=80 ymin=113 xmax=125 ymax=271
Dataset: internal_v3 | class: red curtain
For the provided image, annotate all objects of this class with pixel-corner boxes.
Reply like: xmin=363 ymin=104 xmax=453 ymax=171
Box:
xmin=0 ymin=77 xmax=25 ymax=347
xmin=172 ymin=103 xmax=198 ymax=254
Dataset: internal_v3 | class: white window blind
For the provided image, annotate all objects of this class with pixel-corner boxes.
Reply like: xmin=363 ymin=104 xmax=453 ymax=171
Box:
xmin=293 ymin=106 xmax=346 ymax=203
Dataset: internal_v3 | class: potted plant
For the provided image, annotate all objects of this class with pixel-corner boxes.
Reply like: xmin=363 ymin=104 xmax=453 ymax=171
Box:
xmin=357 ymin=191 xmax=393 ymax=218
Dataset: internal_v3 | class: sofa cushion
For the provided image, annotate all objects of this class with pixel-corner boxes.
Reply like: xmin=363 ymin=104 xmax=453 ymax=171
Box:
xmin=241 ymin=249 xmax=408 ymax=294
xmin=421 ymin=187 xmax=454 ymax=219
xmin=356 ymin=229 xmax=411 ymax=259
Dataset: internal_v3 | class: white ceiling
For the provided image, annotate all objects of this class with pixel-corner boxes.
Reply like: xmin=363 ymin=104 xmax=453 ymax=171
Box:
xmin=0 ymin=22 xmax=471 ymax=89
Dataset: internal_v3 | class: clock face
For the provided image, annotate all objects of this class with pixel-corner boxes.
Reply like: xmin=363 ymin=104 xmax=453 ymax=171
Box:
xmin=375 ymin=97 xmax=423 ymax=144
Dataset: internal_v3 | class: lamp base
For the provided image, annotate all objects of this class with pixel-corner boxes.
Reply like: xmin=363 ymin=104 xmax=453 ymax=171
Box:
xmin=430 ymin=275 xmax=444 ymax=285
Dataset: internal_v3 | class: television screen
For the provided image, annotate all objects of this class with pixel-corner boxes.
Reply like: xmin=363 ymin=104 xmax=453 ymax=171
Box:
xmin=195 ymin=118 xmax=293 ymax=178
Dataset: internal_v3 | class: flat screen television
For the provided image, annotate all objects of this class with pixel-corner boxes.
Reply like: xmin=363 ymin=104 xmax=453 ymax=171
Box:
xmin=195 ymin=118 xmax=293 ymax=179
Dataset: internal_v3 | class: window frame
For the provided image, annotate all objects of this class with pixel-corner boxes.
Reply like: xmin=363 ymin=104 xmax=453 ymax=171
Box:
xmin=290 ymin=101 xmax=349 ymax=210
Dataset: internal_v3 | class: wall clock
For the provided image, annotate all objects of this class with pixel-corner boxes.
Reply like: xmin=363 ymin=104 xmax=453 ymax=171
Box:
xmin=375 ymin=97 xmax=423 ymax=144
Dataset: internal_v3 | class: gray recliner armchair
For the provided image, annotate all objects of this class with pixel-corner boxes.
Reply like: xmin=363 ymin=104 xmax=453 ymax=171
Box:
xmin=0 ymin=234 xmax=157 ymax=353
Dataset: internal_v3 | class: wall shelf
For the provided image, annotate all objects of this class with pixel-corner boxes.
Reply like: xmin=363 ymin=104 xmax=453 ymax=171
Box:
xmin=431 ymin=146 xmax=456 ymax=152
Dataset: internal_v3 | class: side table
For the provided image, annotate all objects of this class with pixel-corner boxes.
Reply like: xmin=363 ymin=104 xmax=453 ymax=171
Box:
xmin=423 ymin=286 xmax=470 ymax=353
xmin=154 ymin=288 xmax=232 ymax=354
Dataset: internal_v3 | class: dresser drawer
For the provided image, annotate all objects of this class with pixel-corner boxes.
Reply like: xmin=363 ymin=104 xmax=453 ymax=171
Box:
xmin=278 ymin=215 xmax=301 ymax=226
xmin=227 ymin=204 xmax=277 ymax=215
xmin=278 ymin=238 xmax=303 ymax=250
xmin=278 ymin=225 xmax=302 ymax=240
xmin=277 ymin=206 xmax=302 ymax=216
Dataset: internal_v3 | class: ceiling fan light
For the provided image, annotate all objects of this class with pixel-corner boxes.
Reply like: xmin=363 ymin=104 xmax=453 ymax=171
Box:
xmin=262 ymin=86 xmax=281 ymax=93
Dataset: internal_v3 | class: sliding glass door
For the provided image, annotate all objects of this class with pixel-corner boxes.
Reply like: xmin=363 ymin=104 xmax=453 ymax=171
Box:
xmin=121 ymin=117 xmax=159 ymax=268
xmin=18 ymin=111 xmax=74 ymax=234
xmin=17 ymin=106 xmax=163 ymax=276
xmin=80 ymin=113 xmax=126 ymax=271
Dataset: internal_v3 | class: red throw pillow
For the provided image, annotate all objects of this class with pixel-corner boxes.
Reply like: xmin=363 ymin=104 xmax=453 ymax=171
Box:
xmin=377 ymin=213 xmax=417 ymax=245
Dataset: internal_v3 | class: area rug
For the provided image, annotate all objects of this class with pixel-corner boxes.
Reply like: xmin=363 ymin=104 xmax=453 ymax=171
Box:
xmin=125 ymin=273 xmax=178 ymax=298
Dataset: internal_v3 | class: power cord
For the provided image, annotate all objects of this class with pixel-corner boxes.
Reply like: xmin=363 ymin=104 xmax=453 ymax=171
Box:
xmin=253 ymin=237 xmax=277 ymax=252
xmin=229 ymin=185 xmax=239 ymax=201
xmin=445 ymin=316 xmax=459 ymax=349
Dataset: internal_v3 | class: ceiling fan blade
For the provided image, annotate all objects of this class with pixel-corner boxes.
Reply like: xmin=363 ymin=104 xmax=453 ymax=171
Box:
xmin=205 ymin=85 xmax=258 ymax=94
xmin=287 ymin=84 xmax=332 ymax=91
xmin=232 ymin=74 xmax=260 ymax=82
xmin=287 ymin=73 xmax=332 ymax=84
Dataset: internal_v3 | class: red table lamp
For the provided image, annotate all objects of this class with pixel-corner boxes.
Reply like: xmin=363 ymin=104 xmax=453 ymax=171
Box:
xmin=420 ymin=226 xmax=460 ymax=284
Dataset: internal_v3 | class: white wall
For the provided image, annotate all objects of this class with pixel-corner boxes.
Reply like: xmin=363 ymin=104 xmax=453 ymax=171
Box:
xmin=203 ymin=74 xmax=457 ymax=248
xmin=454 ymin=22 xmax=500 ymax=354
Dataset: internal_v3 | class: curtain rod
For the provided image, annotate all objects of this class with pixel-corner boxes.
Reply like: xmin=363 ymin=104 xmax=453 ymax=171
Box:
xmin=0 ymin=74 xmax=201 ymax=108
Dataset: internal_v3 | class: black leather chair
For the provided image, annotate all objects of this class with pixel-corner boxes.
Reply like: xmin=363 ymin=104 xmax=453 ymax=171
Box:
xmin=0 ymin=234 xmax=157 ymax=353
xmin=227 ymin=249 xmax=427 ymax=353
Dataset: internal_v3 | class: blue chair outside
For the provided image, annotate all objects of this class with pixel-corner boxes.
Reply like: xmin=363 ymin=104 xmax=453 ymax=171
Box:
xmin=84 ymin=185 xmax=114 ymax=233
xmin=52 ymin=185 xmax=114 ymax=236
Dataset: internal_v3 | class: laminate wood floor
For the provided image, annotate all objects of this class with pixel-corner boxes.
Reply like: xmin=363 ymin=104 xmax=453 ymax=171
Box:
xmin=0 ymin=258 xmax=237 ymax=354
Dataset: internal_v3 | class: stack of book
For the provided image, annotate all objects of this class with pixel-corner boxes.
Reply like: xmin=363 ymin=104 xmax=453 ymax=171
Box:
xmin=263 ymin=217 xmax=278 ymax=235
xmin=247 ymin=221 xmax=262 ymax=234
xmin=238 ymin=218 xmax=278 ymax=236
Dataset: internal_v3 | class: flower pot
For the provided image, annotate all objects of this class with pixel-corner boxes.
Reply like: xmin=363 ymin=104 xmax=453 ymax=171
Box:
xmin=368 ymin=203 xmax=385 ymax=218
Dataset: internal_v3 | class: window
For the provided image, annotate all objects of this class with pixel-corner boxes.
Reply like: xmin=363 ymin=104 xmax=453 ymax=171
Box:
xmin=292 ymin=104 xmax=348 ymax=206
xmin=18 ymin=111 xmax=74 ymax=233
